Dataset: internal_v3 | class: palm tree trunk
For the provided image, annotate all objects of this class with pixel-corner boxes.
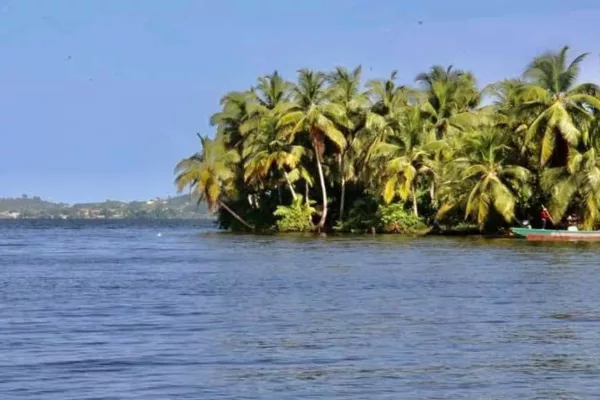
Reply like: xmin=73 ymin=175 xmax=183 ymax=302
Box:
xmin=314 ymin=148 xmax=328 ymax=229
xmin=340 ymin=177 xmax=346 ymax=222
xmin=411 ymin=187 xmax=419 ymax=217
xmin=305 ymin=181 xmax=312 ymax=224
xmin=277 ymin=185 xmax=283 ymax=204
xmin=219 ymin=201 xmax=254 ymax=230
xmin=339 ymin=154 xmax=346 ymax=222
xmin=283 ymin=171 xmax=297 ymax=201
xmin=429 ymin=182 xmax=435 ymax=202
xmin=305 ymin=181 xmax=310 ymax=205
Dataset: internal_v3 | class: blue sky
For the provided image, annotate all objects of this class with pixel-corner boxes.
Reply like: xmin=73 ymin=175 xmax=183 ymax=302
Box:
xmin=1 ymin=0 xmax=600 ymax=203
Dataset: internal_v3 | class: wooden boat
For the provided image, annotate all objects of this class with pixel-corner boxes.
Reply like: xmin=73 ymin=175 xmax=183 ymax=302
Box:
xmin=511 ymin=227 xmax=600 ymax=241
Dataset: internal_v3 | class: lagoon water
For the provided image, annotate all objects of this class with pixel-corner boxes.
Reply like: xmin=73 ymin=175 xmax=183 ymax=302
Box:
xmin=1 ymin=220 xmax=600 ymax=399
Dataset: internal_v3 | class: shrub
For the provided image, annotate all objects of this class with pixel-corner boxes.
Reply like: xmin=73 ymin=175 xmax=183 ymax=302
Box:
xmin=274 ymin=196 xmax=316 ymax=232
xmin=378 ymin=203 xmax=427 ymax=233
xmin=334 ymin=196 xmax=380 ymax=232
xmin=336 ymin=198 xmax=428 ymax=234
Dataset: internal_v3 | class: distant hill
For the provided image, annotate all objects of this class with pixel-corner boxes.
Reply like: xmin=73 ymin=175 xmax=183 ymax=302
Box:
xmin=0 ymin=195 xmax=211 ymax=220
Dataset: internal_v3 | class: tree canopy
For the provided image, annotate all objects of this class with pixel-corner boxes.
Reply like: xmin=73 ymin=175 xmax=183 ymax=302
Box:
xmin=175 ymin=46 xmax=600 ymax=233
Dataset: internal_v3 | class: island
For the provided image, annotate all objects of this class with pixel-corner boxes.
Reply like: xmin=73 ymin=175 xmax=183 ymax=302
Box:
xmin=173 ymin=46 xmax=600 ymax=234
xmin=175 ymin=46 xmax=600 ymax=233
xmin=0 ymin=195 xmax=210 ymax=220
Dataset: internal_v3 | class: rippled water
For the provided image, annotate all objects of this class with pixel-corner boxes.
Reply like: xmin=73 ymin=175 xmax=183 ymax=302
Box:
xmin=2 ymin=220 xmax=600 ymax=399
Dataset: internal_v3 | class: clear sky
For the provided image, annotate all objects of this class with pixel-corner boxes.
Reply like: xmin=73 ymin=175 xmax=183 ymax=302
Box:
xmin=1 ymin=0 xmax=600 ymax=203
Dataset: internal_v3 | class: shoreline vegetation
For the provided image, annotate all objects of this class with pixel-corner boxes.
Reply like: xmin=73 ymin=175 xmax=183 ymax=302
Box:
xmin=175 ymin=46 xmax=600 ymax=235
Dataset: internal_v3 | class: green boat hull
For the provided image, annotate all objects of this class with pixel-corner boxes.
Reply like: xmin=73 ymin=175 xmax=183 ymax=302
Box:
xmin=511 ymin=227 xmax=600 ymax=241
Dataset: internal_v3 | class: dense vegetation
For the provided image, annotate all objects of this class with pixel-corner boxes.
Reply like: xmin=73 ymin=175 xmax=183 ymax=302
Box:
xmin=175 ymin=46 xmax=600 ymax=233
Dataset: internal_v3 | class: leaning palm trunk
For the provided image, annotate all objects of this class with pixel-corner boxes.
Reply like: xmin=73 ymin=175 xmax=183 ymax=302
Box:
xmin=313 ymin=146 xmax=328 ymax=230
xmin=411 ymin=187 xmax=419 ymax=217
xmin=283 ymin=171 xmax=297 ymax=200
xmin=219 ymin=201 xmax=254 ymax=230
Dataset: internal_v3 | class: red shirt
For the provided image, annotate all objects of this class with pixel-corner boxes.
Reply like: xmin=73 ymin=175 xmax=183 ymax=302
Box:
xmin=541 ymin=209 xmax=550 ymax=220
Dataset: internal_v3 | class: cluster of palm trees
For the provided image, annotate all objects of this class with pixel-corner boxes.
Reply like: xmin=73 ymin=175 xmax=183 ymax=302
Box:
xmin=175 ymin=46 xmax=600 ymax=232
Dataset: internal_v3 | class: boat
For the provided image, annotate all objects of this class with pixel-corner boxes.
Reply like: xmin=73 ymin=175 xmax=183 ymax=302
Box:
xmin=510 ymin=227 xmax=600 ymax=241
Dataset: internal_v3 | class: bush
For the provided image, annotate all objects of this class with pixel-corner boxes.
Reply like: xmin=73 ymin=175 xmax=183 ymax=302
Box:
xmin=378 ymin=203 xmax=427 ymax=233
xmin=334 ymin=196 xmax=380 ymax=232
xmin=336 ymin=198 xmax=428 ymax=234
xmin=274 ymin=196 xmax=316 ymax=232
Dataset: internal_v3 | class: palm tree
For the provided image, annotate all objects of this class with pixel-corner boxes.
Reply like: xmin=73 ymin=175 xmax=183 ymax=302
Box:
xmin=541 ymin=119 xmax=600 ymax=229
xmin=485 ymin=79 xmax=528 ymax=131
xmin=542 ymin=147 xmax=600 ymax=230
xmin=437 ymin=128 xmax=531 ymax=229
xmin=366 ymin=70 xmax=411 ymax=116
xmin=243 ymin=113 xmax=306 ymax=200
xmin=254 ymin=71 xmax=293 ymax=109
xmin=356 ymin=71 xmax=411 ymax=180
xmin=174 ymin=46 xmax=600 ymax=234
xmin=372 ymin=106 xmax=434 ymax=216
xmin=278 ymin=69 xmax=348 ymax=229
xmin=327 ymin=65 xmax=368 ymax=220
xmin=520 ymin=46 xmax=600 ymax=167
xmin=174 ymin=134 xmax=254 ymax=230
xmin=241 ymin=71 xmax=293 ymax=139
xmin=416 ymin=65 xmax=481 ymax=140
xmin=210 ymin=91 xmax=255 ymax=153
xmin=209 ymin=91 xmax=257 ymax=195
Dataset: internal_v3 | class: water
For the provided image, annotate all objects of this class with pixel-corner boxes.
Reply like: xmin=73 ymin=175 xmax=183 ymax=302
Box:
xmin=2 ymin=220 xmax=600 ymax=399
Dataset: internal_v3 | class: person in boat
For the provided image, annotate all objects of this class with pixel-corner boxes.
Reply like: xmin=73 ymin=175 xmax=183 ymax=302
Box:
xmin=540 ymin=205 xmax=553 ymax=229
xmin=566 ymin=214 xmax=579 ymax=231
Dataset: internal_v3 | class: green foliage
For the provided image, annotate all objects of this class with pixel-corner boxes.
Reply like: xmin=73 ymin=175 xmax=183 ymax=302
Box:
xmin=378 ymin=203 xmax=427 ymax=233
xmin=174 ymin=45 xmax=600 ymax=233
xmin=274 ymin=196 xmax=316 ymax=232
xmin=335 ymin=198 xmax=426 ymax=233
xmin=334 ymin=196 xmax=380 ymax=232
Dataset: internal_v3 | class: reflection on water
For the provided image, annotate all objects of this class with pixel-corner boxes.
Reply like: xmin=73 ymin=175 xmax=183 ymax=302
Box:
xmin=1 ymin=220 xmax=600 ymax=399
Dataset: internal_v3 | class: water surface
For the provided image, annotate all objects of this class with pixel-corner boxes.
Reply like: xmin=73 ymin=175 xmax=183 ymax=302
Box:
xmin=1 ymin=220 xmax=600 ymax=399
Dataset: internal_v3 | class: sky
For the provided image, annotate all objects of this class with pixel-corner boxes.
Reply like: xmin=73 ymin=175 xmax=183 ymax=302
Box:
xmin=1 ymin=0 xmax=600 ymax=203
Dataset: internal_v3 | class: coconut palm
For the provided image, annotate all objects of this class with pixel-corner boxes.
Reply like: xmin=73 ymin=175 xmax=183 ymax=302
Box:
xmin=278 ymin=69 xmax=348 ymax=229
xmin=241 ymin=71 xmax=294 ymax=138
xmin=372 ymin=106 xmax=435 ymax=216
xmin=541 ymin=118 xmax=600 ymax=229
xmin=327 ymin=65 xmax=368 ymax=220
xmin=254 ymin=71 xmax=293 ymax=109
xmin=356 ymin=72 xmax=412 ymax=178
xmin=437 ymin=128 xmax=531 ymax=229
xmin=174 ymin=46 xmax=600 ymax=234
xmin=521 ymin=46 xmax=600 ymax=167
xmin=416 ymin=65 xmax=481 ymax=140
xmin=210 ymin=91 xmax=255 ymax=152
xmin=542 ymin=147 xmax=600 ymax=230
xmin=244 ymin=112 xmax=307 ymax=200
xmin=175 ymin=134 xmax=254 ymax=230
xmin=366 ymin=70 xmax=411 ymax=115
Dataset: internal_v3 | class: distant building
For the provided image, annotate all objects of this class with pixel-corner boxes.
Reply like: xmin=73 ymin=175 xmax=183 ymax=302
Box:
xmin=0 ymin=211 xmax=21 ymax=219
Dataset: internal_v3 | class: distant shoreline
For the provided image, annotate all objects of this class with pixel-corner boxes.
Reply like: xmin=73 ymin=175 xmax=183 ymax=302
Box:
xmin=0 ymin=194 xmax=210 ymax=220
xmin=0 ymin=216 xmax=215 ymax=221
